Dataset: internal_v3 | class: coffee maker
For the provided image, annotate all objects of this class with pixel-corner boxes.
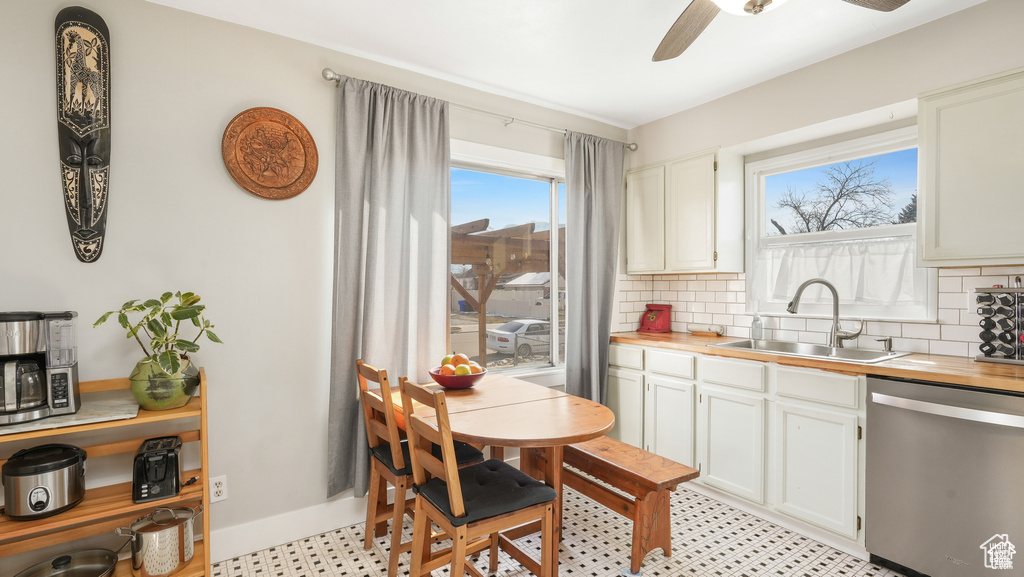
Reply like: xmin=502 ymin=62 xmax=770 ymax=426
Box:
xmin=0 ymin=312 xmax=81 ymax=425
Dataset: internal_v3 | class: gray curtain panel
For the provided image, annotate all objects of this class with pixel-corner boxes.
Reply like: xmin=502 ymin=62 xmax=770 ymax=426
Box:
xmin=564 ymin=131 xmax=626 ymax=405
xmin=327 ymin=76 xmax=451 ymax=498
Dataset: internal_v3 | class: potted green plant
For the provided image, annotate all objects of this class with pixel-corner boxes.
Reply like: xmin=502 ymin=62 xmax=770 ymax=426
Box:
xmin=95 ymin=291 xmax=222 ymax=410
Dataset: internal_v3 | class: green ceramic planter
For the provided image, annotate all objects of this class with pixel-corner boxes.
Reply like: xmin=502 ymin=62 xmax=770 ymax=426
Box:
xmin=128 ymin=357 xmax=200 ymax=411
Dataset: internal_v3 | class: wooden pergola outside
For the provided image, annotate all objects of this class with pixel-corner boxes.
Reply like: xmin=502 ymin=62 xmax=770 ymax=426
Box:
xmin=450 ymin=218 xmax=565 ymax=366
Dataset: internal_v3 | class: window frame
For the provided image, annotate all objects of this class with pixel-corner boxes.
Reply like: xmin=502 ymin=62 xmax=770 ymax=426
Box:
xmin=449 ymin=140 xmax=567 ymax=378
xmin=744 ymin=126 xmax=938 ymax=322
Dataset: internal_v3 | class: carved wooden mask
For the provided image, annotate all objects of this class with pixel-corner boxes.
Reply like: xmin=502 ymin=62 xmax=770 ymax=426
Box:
xmin=55 ymin=7 xmax=110 ymax=263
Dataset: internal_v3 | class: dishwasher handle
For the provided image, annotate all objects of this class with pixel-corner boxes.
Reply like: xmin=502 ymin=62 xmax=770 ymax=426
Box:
xmin=871 ymin=392 xmax=1024 ymax=429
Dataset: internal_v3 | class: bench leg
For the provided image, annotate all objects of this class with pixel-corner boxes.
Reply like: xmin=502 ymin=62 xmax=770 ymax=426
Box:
xmin=630 ymin=490 xmax=672 ymax=574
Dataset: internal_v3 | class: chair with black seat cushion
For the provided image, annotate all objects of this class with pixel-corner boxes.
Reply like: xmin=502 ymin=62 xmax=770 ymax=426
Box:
xmin=356 ymin=360 xmax=484 ymax=575
xmin=399 ymin=377 xmax=557 ymax=577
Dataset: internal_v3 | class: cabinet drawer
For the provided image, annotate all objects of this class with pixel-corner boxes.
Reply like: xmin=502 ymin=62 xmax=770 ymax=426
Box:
xmin=609 ymin=343 xmax=644 ymax=370
xmin=776 ymin=366 xmax=860 ymax=409
xmin=702 ymin=357 xmax=766 ymax=392
xmin=646 ymin=349 xmax=695 ymax=379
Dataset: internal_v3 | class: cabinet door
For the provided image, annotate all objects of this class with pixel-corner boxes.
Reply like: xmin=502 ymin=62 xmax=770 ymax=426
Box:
xmin=665 ymin=152 xmax=716 ymax=271
xmin=607 ymin=366 xmax=644 ymax=447
xmin=700 ymin=386 xmax=765 ymax=503
xmin=644 ymin=375 xmax=694 ymax=467
xmin=919 ymin=69 xmax=1024 ymax=265
xmin=625 ymin=165 xmax=665 ymax=273
xmin=774 ymin=402 xmax=859 ymax=539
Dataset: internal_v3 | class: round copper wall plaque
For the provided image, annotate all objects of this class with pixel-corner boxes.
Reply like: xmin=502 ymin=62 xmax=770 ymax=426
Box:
xmin=222 ymin=107 xmax=318 ymax=200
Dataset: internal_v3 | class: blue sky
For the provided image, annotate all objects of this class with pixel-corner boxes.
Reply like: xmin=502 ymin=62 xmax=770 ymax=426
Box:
xmin=764 ymin=148 xmax=918 ymax=234
xmin=451 ymin=168 xmax=565 ymax=231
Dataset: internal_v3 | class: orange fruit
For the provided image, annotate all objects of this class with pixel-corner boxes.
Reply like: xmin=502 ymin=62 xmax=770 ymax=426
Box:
xmin=469 ymin=363 xmax=483 ymax=374
xmin=451 ymin=353 xmax=470 ymax=366
xmin=454 ymin=364 xmax=472 ymax=376
xmin=439 ymin=364 xmax=456 ymax=375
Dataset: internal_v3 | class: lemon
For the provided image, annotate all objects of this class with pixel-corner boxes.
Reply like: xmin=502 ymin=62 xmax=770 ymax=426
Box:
xmin=453 ymin=364 xmax=472 ymax=376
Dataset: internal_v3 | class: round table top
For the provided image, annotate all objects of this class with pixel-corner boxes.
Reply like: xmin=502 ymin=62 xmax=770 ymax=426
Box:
xmin=420 ymin=374 xmax=615 ymax=448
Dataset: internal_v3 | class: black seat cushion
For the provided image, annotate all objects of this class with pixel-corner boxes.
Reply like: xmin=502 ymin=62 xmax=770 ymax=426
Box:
xmin=371 ymin=439 xmax=483 ymax=476
xmin=413 ymin=459 xmax=557 ymax=527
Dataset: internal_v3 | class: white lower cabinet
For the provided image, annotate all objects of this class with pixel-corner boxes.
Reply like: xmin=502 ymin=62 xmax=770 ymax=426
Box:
xmin=643 ymin=374 xmax=694 ymax=466
xmin=607 ymin=365 xmax=644 ymax=446
xmin=774 ymin=402 xmax=859 ymax=539
xmin=699 ymin=386 xmax=766 ymax=503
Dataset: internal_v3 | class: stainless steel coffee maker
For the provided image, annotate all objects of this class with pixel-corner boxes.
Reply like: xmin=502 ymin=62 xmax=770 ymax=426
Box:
xmin=0 ymin=312 xmax=81 ymax=425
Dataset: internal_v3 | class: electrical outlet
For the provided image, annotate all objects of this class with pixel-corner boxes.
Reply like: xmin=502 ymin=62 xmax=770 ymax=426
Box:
xmin=210 ymin=475 xmax=228 ymax=503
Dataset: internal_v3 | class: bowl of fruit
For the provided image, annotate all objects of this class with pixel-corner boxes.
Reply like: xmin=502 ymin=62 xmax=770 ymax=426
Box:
xmin=429 ymin=353 xmax=486 ymax=389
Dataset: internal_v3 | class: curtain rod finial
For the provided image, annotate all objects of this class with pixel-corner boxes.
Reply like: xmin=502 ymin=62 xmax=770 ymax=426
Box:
xmin=627 ymin=143 xmax=638 ymax=151
xmin=322 ymin=68 xmax=341 ymax=82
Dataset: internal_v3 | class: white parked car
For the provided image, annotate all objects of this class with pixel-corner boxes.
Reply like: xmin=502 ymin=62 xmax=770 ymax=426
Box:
xmin=486 ymin=319 xmax=551 ymax=357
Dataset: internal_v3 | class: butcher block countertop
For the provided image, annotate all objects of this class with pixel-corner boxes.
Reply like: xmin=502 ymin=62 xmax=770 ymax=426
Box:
xmin=611 ymin=331 xmax=1024 ymax=395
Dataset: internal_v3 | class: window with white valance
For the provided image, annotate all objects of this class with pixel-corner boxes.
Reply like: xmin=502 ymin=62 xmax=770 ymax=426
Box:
xmin=746 ymin=126 xmax=937 ymax=321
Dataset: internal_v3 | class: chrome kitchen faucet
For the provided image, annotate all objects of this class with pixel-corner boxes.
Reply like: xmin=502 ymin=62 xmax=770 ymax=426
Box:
xmin=786 ymin=278 xmax=863 ymax=348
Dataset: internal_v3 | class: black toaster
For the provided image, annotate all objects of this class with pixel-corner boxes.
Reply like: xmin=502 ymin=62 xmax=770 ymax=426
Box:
xmin=132 ymin=436 xmax=182 ymax=503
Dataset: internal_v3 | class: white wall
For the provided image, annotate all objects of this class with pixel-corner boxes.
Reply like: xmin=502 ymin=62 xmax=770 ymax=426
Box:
xmin=0 ymin=0 xmax=624 ymax=565
xmin=615 ymin=0 xmax=1024 ymax=357
xmin=627 ymin=0 xmax=1024 ymax=167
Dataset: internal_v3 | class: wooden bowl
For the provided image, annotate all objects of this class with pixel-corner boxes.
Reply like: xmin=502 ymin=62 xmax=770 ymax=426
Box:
xmin=429 ymin=367 xmax=486 ymax=389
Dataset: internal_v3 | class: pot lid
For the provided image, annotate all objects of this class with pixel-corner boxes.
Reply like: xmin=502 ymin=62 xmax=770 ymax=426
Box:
xmin=14 ymin=549 xmax=117 ymax=577
xmin=129 ymin=506 xmax=196 ymax=533
xmin=3 ymin=444 xmax=86 ymax=476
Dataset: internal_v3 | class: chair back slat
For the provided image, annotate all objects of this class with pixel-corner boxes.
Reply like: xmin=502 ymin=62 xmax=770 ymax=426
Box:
xmin=356 ymin=360 xmax=405 ymax=470
xmin=399 ymin=378 xmax=467 ymax=519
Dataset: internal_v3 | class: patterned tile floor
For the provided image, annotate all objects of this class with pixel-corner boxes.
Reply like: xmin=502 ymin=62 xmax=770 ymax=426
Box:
xmin=211 ymin=487 xmax=906 ymax=577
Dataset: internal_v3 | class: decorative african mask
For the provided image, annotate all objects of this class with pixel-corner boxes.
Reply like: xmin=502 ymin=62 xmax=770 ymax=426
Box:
xmin=55 ymin=7 xmax=110 ymax=263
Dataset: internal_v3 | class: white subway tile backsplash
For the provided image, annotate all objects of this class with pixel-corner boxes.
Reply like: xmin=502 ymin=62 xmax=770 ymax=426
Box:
xmin=962 ymin=276 xmax=1011 ymax=291
xmin=779 ymin=317 xmax=806 ymax=331
xmin=939 ymin=267 xmax=979 ymax=276
xmin=930 ymin=340 xmax=970 ymax=357
xmin=937 ymin=292 xmax=967 ymax=310
xmin=901 ymin=323 xmax=941 ymax=340
xmin=615 ymin=267 xmax=1023 ymax=357
xmin=937 ymin=308 xmax=961 ymax=325
xmin=706 ymin=302 xmax=728 ymax=314
xmin=940 ymin=324 xmax=982 ymax=343
xmin=938 ymin=276 xmax=963 ymax=293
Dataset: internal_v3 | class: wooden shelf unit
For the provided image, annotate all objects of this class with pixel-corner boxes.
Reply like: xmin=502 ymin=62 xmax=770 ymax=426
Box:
xmin=0 ymin=369 xmax=211 ymax=576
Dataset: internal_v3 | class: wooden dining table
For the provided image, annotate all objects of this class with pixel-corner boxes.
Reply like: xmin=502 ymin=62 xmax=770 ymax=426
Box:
xmin=397 ymin=373 xmax=615 ymax=577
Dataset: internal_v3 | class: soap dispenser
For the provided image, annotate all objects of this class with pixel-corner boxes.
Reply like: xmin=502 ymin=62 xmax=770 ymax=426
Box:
xmin=751 ymin=313 xmax=764 ymax=340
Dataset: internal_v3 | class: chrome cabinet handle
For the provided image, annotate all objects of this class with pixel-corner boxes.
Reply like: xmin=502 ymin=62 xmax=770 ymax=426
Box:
xmin=871 ymin=392 xmax=1024 ymax=429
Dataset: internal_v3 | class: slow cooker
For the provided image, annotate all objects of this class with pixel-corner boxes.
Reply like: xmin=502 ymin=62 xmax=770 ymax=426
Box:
xmin=2 ymin=443 xmax=86 ymax=519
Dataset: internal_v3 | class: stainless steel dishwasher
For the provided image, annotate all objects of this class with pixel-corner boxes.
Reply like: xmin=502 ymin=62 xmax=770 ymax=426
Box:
xmin=866 ymin=376 xmax=1024 ymax=577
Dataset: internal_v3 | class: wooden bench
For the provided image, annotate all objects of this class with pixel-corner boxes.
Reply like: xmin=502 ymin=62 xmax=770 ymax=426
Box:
xmin=562 ymin=436 xmax=700 ymax=576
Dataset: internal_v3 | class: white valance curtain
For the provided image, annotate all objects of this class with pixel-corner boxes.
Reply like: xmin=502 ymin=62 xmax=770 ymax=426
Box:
xmin=750 ymin=234 xmax=934 ymax=320
xmin=327 ymin=76 xmax=450 ymax=498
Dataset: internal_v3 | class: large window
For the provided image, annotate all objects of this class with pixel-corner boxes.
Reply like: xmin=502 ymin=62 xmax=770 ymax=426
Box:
xmin=746 ymin=127 xmax=937 ymax=321
xmin=449 ymin=166 xmax=566 ymax=372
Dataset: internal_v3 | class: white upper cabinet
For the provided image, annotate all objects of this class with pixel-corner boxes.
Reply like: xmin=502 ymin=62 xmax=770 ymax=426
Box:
xmin=625 ymin=165 xmax=665 ymax=273
xmin=625 ymin=149 xmax=743 ymax=274
xmin=918 ymin=67 xmax=1024 ymax=266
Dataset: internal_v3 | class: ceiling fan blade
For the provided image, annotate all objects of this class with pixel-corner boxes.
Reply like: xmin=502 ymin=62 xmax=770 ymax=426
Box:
xmin=840 ymin=0 xmax=911 ymax=12
xmin=653 ymin=0 xmax=721 ymax=62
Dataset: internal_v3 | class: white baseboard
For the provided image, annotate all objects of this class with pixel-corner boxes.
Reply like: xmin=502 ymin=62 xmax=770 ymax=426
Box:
xmin=209 ymin=494 xmax=366 ymax=563
xmin=210 ymin=453 xmax=521 ymax=563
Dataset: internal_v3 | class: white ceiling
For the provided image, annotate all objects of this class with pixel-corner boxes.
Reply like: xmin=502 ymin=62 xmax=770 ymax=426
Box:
xmin=148 ymin=0 xmax=986 ymax=128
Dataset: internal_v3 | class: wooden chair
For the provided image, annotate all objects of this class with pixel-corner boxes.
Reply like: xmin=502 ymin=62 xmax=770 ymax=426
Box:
xmin=399 ymin=377 xmax=558 ymax=577
xmin=356 ymin=360 xmax=484 ymax=575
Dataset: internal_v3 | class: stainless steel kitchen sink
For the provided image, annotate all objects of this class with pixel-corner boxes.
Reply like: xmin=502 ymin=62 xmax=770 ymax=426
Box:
xmin=707 ymin=339 xmax=911 ymax=364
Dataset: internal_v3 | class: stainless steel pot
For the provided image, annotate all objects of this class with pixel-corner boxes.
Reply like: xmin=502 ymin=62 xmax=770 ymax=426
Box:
xmin=116 ymin=505 xmax=202 ymax=577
